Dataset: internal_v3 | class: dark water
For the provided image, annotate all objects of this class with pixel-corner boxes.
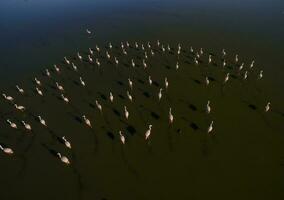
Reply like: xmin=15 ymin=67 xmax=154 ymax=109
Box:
xmin=0 ymin=0 xmax=284 ymax=199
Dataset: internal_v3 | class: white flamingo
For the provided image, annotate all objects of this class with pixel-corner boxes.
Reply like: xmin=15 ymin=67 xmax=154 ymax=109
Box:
xmin=34 ymin=77 xmax=41 ymax=86
xmin=128 ymin=78 xmax=133 ymax=90
xmin=235 ymin=54 xmax=239 ymax=63
xmin=114 ymin=57 xmax=119 ymax=65
xmin=62 ymin=136 xmax=71 ymax=149
xmin=96 ymin=58 xmax=100 ymax=67
xmin=131 ymin=59 xmax=135 ymax=67
xmin=205 ymin=76 xmax=210 ymax=86
xmin=88 ymin=55 xmax=93 ymax=63
xmin=86 ymin=29 xmax=91 ymax=34
xmin=95 ymin=45 xmax=100 ymax=52
xmin=0 ymin=145 xmax=13 ymax=155
xmin=208 ymin=121 xmax=214 ymax=133
xmin=64 ymin=57 xmax=70 ymax=65
xmin=119 ymin=131 xmax=125 ymax=145
xmin=208 ymin=55 xmax=212 ymax=64
xmin=2 ymin=93 xmax=14 ymax=101
xmin=250 ymin=60 xmax=255 ymax=68
xmin=7 ymin=119 xmax=17 ymax=129
xmin=145 ymin=125 xmax=153 ymax=140
xmin=57 ymin=152 xmax=70 ymax=165
xmin=45 ymin=69 xmax=51 ymax=77
xmin=72 ymin=63 xmax=78 ymax=71
xmin=127 ymin=91 xmax=133 ymax=102
xmin=36 ymin=87 xmax=43 ymax=96
xmin=265 ymin=102 xmax=271 ymax=112
xmin=158 ymin=88 xmax=163 ymax=101
xmin=80 ymin=77 xmax=85 ymax=86
xmin=176 ymin=61 xmax=179 ymax=70
xmin=109 ymin=92 xmax=114 ymax=103
xmin=77 ymin=52 xmax=82 ymax=61
xmin=54 ymin=64 xmax=60 ymax=73
xmin=224 ymin=73 xmax=230 ymax=84
xmin=169 ymin=108 xmax=174 ymax=124
xmin=82 ymin=115 xmax=92 ymax=128
xmin=56 ymin=82 xmax=64 ymax=91
xmin=143 ymin=59 xmax=147 ymax=69
xmin=124 ymin=106 xmax=129 ymax=120
xmin=206 ymin=101 xmax=211 ymax=114
xmin=243 ymin=71 xmax=248 ymax=80
xmin=148 ymin=76 xmax=152 ymax=85
xmin=258 ymin=70 xmax=263 ymax=79
xmin=165 ymin=77 xmax=169 ymax=90
xmin=106 ymin=51 xmax=111 ymax=59
xmin=14 ymin=104 xmax=25 ymax=111
xmin=22 ymin=121 xmax=32 ymax=131
xmin=61 ymin=94 xmax=69 ymax=103
xmin=16 ymin=85 xmax=24 ymax=94
xmin=38 ymin=116 xmax=47 ymax=127
xmin=89 ymin=48 xmax=93 ymax=55
xmin=95 ymin=100 xmax=102 ymax=112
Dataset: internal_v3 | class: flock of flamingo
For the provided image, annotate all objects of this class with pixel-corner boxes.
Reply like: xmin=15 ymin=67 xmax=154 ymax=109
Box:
xmin=0 ymin=29 xmax=270 ymax=166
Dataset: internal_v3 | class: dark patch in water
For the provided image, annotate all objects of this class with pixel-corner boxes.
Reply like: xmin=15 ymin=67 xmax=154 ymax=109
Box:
xmin=117 ymin=81 xmax=124 ymax=86
xmin=208 ymin=76 xmax=215 ymax=81
xmin=189 ymin=104 xmax=197 ymax=111
xmin=107 ymin=131 xmax=115 ymax=140
xmin=143 ymin=92 xmax=150 ymax=98
xmin=190 ymin=122 xmax=199 ymax=131
xmin=153 ymin=81 xmax=160 ymax=87
xmin=118 ymin=94 xmax=125 ymax=99
xmin=126 ymin=125 xmax=136 ymax=135
xmin=138 ymin=79 xmax=145 ymax=84
xmin=112 ymin=108 xmax=121 ymax=117
xmin=151 ymin=112 xmax=160 ymax=120
xmin=194 ymin=79 xmax=201 ymax=84
xmin=75 ymin=116 xmax=83 ymax=123
xmin=248 ymin=104 xmax=257 ymax=110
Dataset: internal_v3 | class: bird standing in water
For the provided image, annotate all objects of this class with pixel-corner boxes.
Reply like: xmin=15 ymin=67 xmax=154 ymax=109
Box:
xmin=119 ymin=131 xmax=125 ymax=145
xmin=208 ymin=121 xmax=214 ymax=133
xmin=0 ymin=145 xmax=13 ymax=155
xmin=145 ymin=125 xmax=153 ymax=140
xmin=169 ymin=108 xmax=174 ymax=124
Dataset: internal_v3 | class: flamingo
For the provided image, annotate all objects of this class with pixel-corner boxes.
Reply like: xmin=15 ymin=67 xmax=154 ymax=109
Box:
xmin=89 ymin=48 xmax=93 ymax=55
xmin=250 ymin=60 xmax=255 ymax=68
xmin=158 ymin=88 xmax=163 ymax=101
xmin=235 ymin=54 xmax=239 ymax=63
xmin=57 ymin=152 xmax=70 ymax=165
xmin=54 ymin=64 xmax=60 ymax=73
xmin=77 ymin=52 xmax=82 ymax=61
xmin=88 ymin=55 xmax=93 ymax=63
xmin=258 ymin=70 xmax=263 ymax=79
xmin=56 ymin=82 xmax=64 ymax=91
xmin=72 ymin=63 xmax=78 ymax=71
xmin=119 ymin=131 xmax=125 ymax=145
xmin=45 ymin=69 xmax=51 ymax=77
xmin=62 ymin=136 xmax=71 ymax=149
xmin=36 ymin=87 xmax=43 ymax=96
xmin=206 ymin=101 xmax=211 ymax=114
xmin=14 ymin=104 xmax=25 ymax=111
xmin=128 ymin=78 xmax=133 ymax=90
xmin=106 ymin=51 xmax=111 ymax=59
xmin=109 ymin=92 xmax=114 ymax=103
xmin=114 ymin=57 xmax=119 ymax=65
xmin=194 ymin=57 xmax=199 ymax=65
xmin=22 ymin=121 xmax=32 ymax=131
xmin=265 ymin=102 xmax=271 ymax=112
xmin=205 ymin=76 xmax=210 ymax=86
xmin=64 ymin=57 xmax=70 ymax=65
xmin=0 ymin=145 xmax=13 ymax=155
xmin=34 ymin=77 xmax=41 ymax=86
xmin=157 ymin=40 xmax=160 ymax=47
xmin=61 ymin=94 xmax=69 ymax=103
xmin=131 ymin=59 xmax=135 ymax=67
xmin=208 ymin=55 xmax=212 ymax=64
xmin=38 ymin=116 xmax=47 ymax=127
xmin=224 ymin=73 xmax=230 ymax=84
xmin=135 ymin=42 xmax=139 ymax=49
xmin=86 ymin=29 xmax=91 ymax=34
xmin=96 ymin=58 xmax=100 ymax=67
xmin=79 ymin=77 xmax=85 ymax=86
xmin=190 ymin=46 xmax=194 ymax=53
xmin=222 ymin=49 xmax=226 ymax=57
xmin=95 ymin=100 xmax=102 ymax=112
xmin=143 ymin=59 xmax=147 ymax=69
xmin=176 ymin=61 xmax=179 ymax=70
xmin=243 ymin=71 xmax=248 ymax=80
xmin=200 ymin=48 xmax=203 ymax=55
xmin=16 ymin=85 xmax=24 ymax=94
xmin=151 ymin=49 xmax=155 ymax=56
xmin=148 ymin=76 xmax=152 ymax=85
xmin=169 ymin=108 xmax=174 ymax=124
xmin=7 ymin=119 xmax=17 ymax=129
xmin=82 ymin=115 xmax=92 ymax=128
xmin=223 ymin=60 xmax=226 ymax=67
xmin=124 ymin=106 xmax=129 ymax=120
xmin=208 ymin=121 xmax=214 ymax=133
xmin=167 ymin=44 xmax=171 ymax=51
xmin=2 ymin=93 xmax=14 ymax=101
xmin=239 ymin=63 xmax=244 ymax=71
xmin=144 ymin=52 xmax=148 ymax=59
xmin=145 ymin=125 xmax=153 ymax=140
xmin=95 ymin=45 xmax=100 ymax=52
xmin=165 ymin=77 xmax=169 ymax=89
xmin=109 ymin=42 xmax=113 ymax=49
xmin=127 ymin=91 xmax=133 ymax=102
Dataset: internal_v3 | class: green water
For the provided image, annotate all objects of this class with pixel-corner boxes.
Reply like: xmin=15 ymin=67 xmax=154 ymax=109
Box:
xmin=0 ymin=0 xmax=284 ymax=199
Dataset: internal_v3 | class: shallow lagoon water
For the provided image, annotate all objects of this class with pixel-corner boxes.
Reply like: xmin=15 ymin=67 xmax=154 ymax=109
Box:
xmin=0 ymin=0 xmax=284 ymax=199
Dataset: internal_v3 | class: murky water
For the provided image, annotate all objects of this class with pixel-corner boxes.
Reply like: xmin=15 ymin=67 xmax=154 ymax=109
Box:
xmin=0 ymin=0 xmax=284 ymax=199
